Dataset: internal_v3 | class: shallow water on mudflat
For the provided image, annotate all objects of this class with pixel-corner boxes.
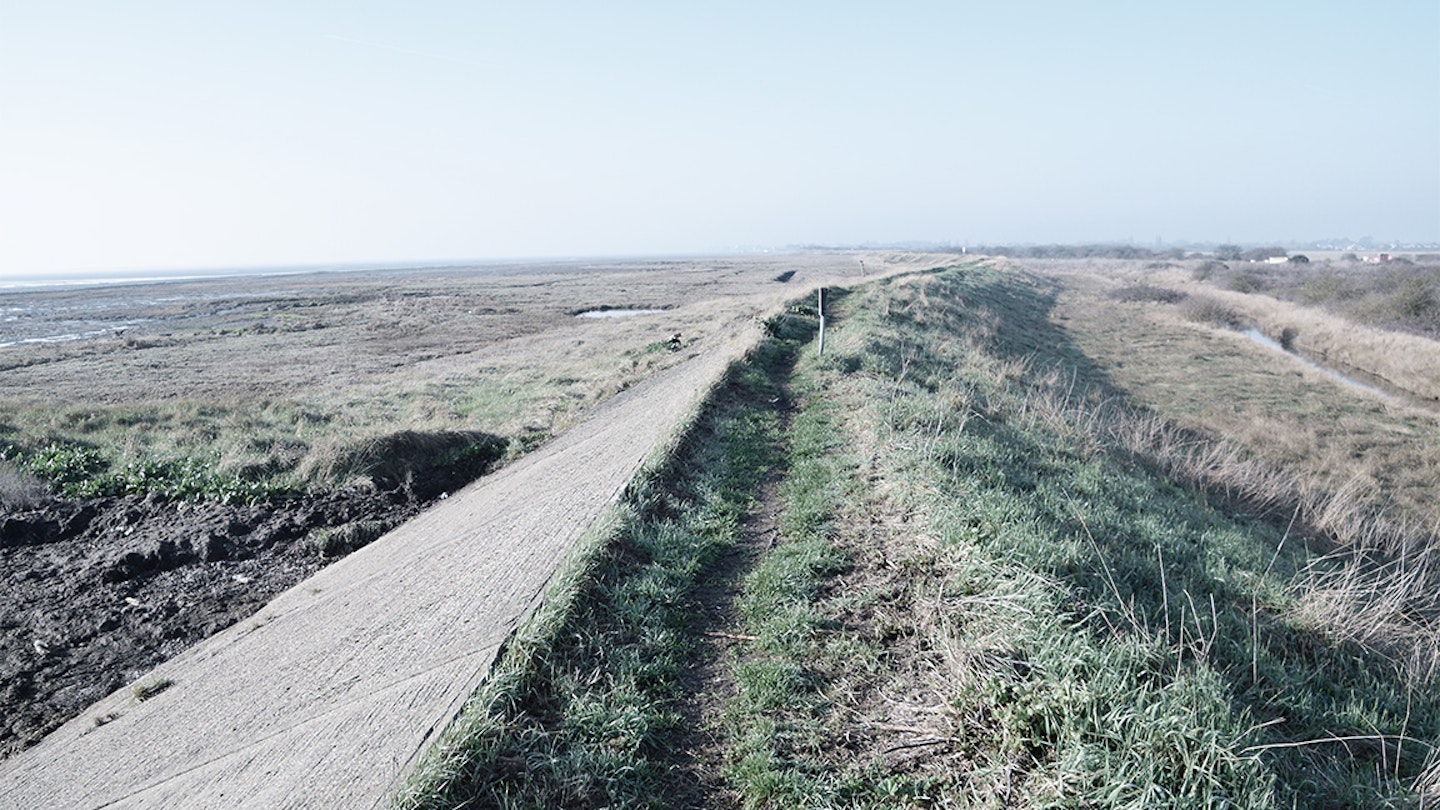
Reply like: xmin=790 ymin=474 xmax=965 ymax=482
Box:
xmin=575 ymin=308 xmax=667 ymax=319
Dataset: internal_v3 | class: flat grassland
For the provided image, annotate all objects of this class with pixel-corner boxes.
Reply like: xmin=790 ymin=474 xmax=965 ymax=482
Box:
xmin=0 ymin=252 xmax=942 ymax=757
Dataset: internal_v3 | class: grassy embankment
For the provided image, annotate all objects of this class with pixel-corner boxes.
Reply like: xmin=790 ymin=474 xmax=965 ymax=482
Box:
xmin=398 ymin=263 xmax=1438 ymax=808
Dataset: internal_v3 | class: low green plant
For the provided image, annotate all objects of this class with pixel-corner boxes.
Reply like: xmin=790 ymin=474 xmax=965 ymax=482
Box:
xmin=1 ymin=442 xmax=287 ymax=504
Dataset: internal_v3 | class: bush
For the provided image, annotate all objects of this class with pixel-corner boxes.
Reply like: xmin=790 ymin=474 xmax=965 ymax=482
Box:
xmin=1180 ymin=296 xmax=1242 ymax=328
xmin=1224 ymin=271 xmax=1265 ymax=294
xmin=1109 ymin=285 xmax=1186 ymax=304
xmin=1191 ymin=260 xmax=1228 ymax=281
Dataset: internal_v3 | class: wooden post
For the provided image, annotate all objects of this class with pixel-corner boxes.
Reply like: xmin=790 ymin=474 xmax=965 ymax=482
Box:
xmin=817 ymin=287 xmax=825 ymax=357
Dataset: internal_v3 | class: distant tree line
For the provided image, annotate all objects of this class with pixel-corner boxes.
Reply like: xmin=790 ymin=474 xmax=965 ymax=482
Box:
xmin=963 ymin=244 xmax=1188 ymax=260
xmin=1213 ymin=244 xmax=1288 ymax=261
xmin=963 ymin=244 xmax=1309 ymax=262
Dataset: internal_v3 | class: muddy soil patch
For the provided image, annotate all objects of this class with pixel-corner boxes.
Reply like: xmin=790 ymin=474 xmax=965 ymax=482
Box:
xmin=0 ymin=488 xmax=433 ymax=758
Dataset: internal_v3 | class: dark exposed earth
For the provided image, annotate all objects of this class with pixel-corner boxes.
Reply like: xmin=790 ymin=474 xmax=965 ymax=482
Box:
xmin=0 ymin=487 xmax=433 ymax=759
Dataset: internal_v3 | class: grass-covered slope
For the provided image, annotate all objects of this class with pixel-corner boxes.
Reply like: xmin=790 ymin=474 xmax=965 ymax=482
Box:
xmin=795 ymin=266 xmax=1437 ymax=807
xmin=399 ymin=265 xmax=1437 ymax=809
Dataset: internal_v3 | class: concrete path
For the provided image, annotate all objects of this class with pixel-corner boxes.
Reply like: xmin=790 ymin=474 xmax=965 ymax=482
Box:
xmin=0 ymin=325 xmax=758 ymax=809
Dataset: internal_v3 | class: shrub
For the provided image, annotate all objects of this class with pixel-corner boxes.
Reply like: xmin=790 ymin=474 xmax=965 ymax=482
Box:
xmin=1241 ymin=246 xmax=1287 ymax=261
xmin=1180 ymin=296 xmax=1242 ymax=328
xmin=1109 ymin=285 xmax=1186 ymax=304
xmin=1224 ymin=270 xmax=1265 ymax=294
xmin=1191 ymin=260 xmax=1228 ymax=281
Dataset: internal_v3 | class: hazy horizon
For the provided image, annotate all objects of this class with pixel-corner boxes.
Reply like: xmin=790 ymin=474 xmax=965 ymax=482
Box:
xmin=3 ymin=1 xmax=1436 ymax=277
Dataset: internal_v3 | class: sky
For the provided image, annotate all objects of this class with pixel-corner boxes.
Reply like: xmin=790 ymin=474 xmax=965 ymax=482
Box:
xmin=1 ymin=1 xmax=1437 ymax=276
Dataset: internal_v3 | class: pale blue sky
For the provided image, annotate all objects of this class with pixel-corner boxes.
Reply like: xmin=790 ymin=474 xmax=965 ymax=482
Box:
xmin=2 ymin=1 xmax=1437 ymax=275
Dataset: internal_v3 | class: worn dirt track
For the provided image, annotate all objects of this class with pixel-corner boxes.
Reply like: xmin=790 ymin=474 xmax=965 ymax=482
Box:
xmin=0 ymin=322 xmax=759 ymax=809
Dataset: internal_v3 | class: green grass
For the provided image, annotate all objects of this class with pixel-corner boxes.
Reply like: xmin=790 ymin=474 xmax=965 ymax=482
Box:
xmin=723 ymin=375 xmax=853 ymax=807
xmin=804 ymin=266 xmax=1438 ymax=807
xmin=393 ymin=308 xmax=817 ymax=809
xmin=398 ymin=264 xmax=1437 ymax=808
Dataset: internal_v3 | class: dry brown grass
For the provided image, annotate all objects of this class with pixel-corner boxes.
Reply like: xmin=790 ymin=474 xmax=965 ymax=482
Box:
xmin=1038 ymin=260 xmax=1440 ymax=529
xmin=1012 ymin=257 xmax=1440 ymax=686
xmin=1142 ymin=262 xmax=1440 ymax=404
xmin=0 ymin=461 xmax=49 ymax=508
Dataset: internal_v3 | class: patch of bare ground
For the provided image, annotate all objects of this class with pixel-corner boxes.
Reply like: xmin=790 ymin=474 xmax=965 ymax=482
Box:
xmin=815 ymin=468 xmax=993 ymax=794
xmin=659 ymin=340 xmax=802 ymax=807
xmin=663 ymin=476 xmax=784 ymax=809
xmin=0 ymin=485 xmax=432 ymax=758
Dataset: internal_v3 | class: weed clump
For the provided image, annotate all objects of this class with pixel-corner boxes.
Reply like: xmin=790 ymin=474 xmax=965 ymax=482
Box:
xmin=311 ymin=520 xmax=396 ymax=558
xmin=130 ymin=677 xmax=173 ymax=703
xmin=1179 ymin=295 xmax=1242 ymax=328
xmin=297 ymin=430 xmax=506 ymax=496
xmin=0 ymin=442 xmax=286 ymax=504
xmin=1109 ymin=284 xmax=1186 ymax=304
xmin=0 ymin=460 xmax=49 ymax=508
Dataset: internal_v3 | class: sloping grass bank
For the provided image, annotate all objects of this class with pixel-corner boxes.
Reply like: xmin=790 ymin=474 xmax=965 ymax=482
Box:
xmin=788 ymin=265 xmax=1437 ymax=807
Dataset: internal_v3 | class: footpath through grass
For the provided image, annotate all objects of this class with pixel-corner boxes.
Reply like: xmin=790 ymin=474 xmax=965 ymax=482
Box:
xmin=397 ymin=265 xmax=1438 ymax=808
xmin=393 ymin=306 xmax=815 ymax=808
